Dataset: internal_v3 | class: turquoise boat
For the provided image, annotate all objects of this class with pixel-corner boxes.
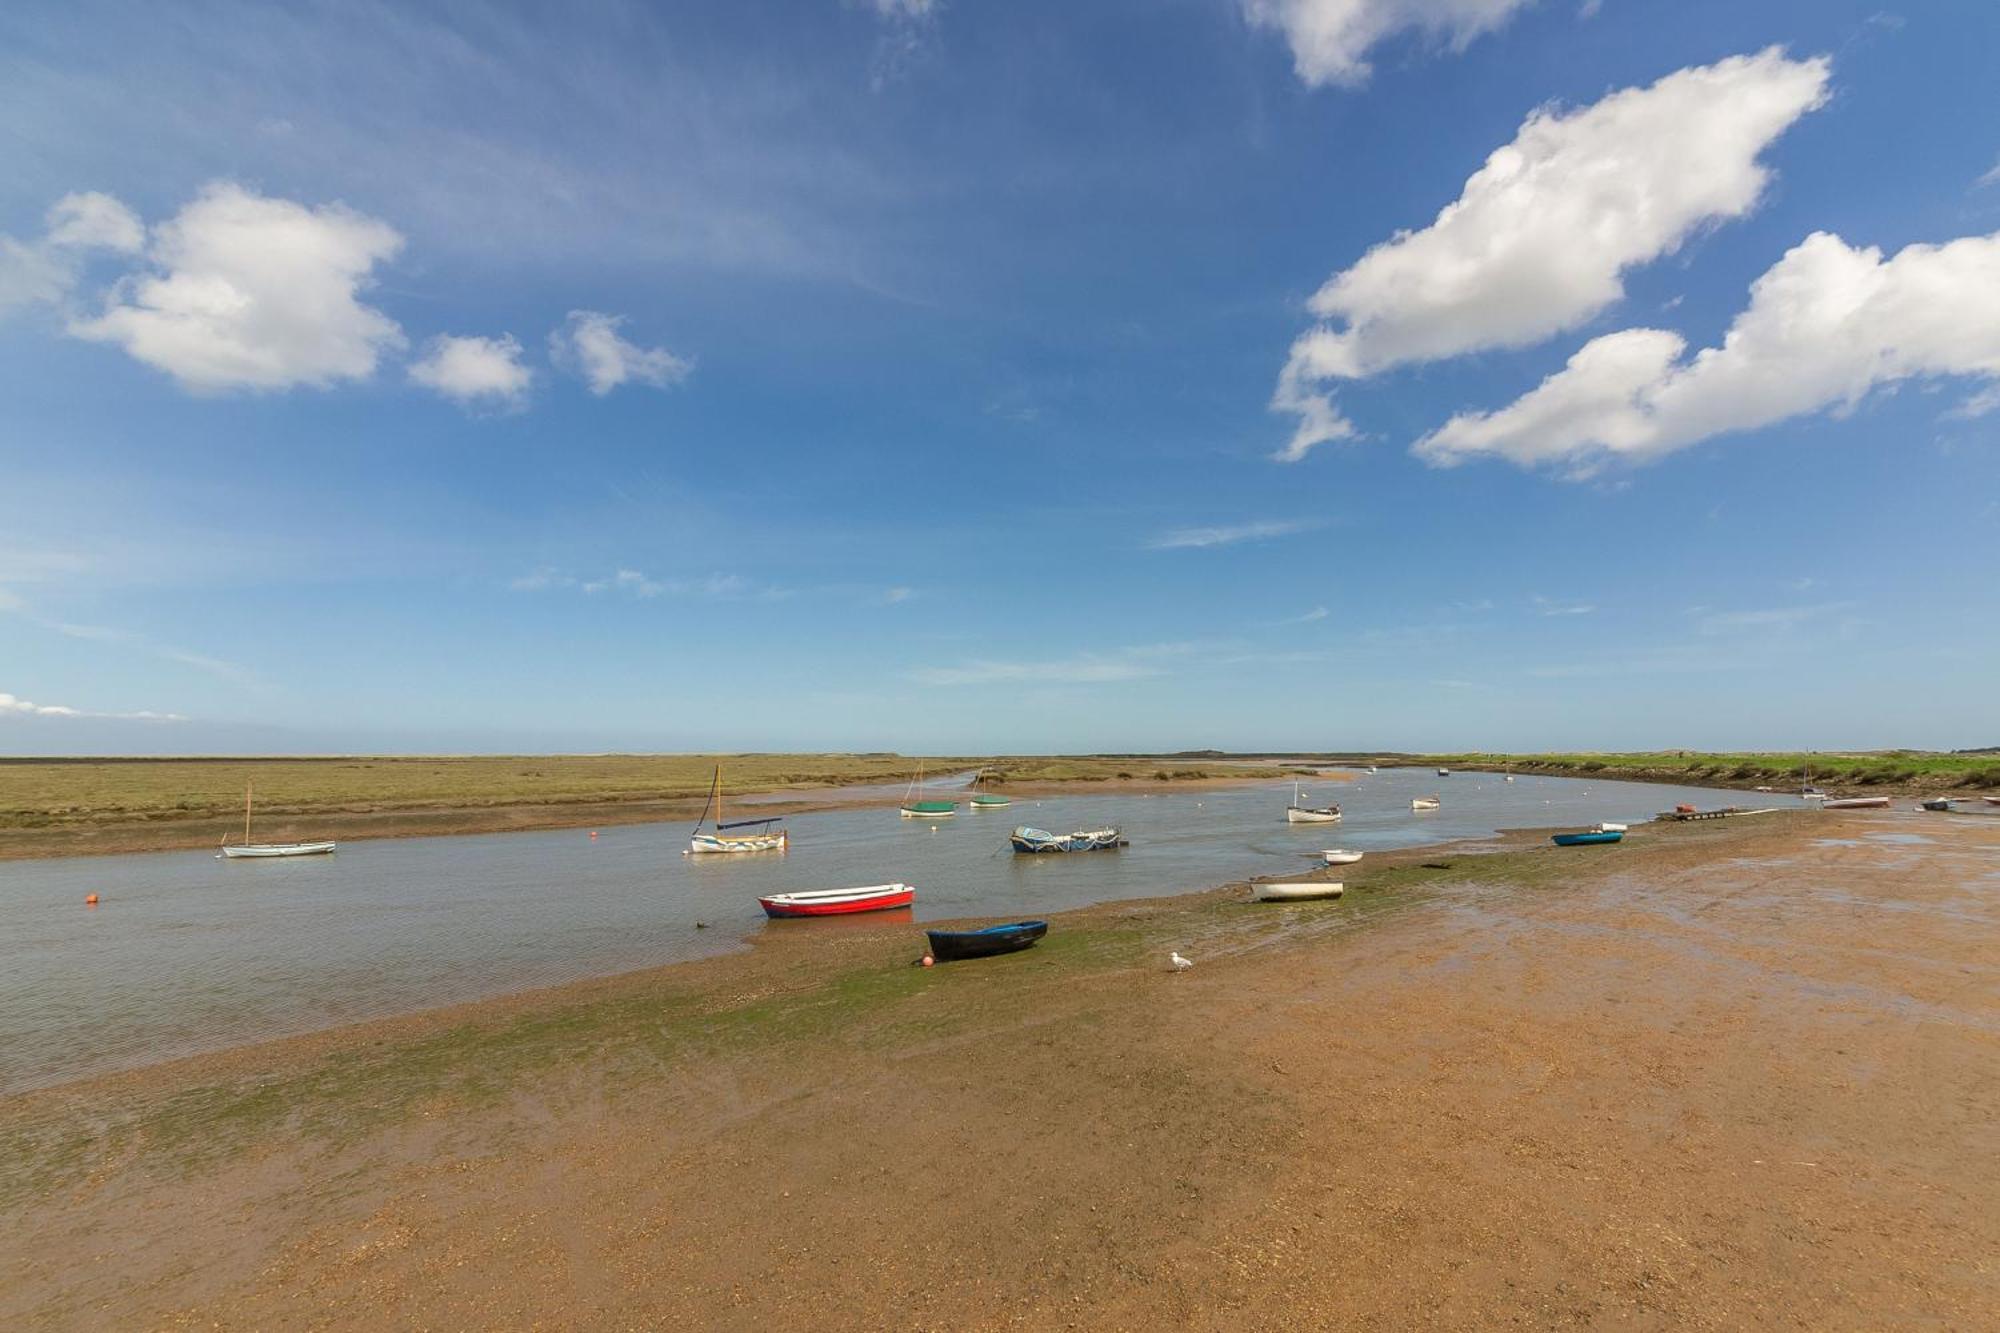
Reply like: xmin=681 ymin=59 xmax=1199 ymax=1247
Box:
xmin=1551 ymin=830 xmax=1623 ymax=846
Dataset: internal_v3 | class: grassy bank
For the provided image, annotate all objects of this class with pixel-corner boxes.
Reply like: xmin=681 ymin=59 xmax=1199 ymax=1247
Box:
xmin=1413 ymin=750 xmax=2000 ymax=793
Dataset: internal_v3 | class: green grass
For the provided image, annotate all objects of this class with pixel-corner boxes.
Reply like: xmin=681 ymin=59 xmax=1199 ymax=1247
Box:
xmin=1414 ymin=750 xmax=2000 ymax=791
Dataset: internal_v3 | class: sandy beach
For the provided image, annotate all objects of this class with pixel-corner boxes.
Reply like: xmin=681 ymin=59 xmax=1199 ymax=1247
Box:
xmin=4 ymin=808 xmax=1997 ymax=1328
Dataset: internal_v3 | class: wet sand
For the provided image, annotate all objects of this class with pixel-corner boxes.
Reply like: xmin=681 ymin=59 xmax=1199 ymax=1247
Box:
xmin=3 ymin=810 xmax=1996 ymax=1328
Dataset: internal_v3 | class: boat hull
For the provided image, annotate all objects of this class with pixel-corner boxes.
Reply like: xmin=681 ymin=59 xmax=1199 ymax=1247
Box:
xmin=1009 ymin=826 xmax=1123 ymax=853
xmin=759 ymin=883 xmax=915 ymax=918
xmin=1257 ymin=881 xmax=1344 ymax=902
xmin=900 ymin=803 xmax=958 ymax=819
xmin=926 ymin=920 xmax=1048 ymax=961
xmin=690 ymin=831 xmax=789 ymax=854
xmin=1552 ymin=831 xmax=1623 ymax=846
xmin=969 ymin=796 xmax=1012 ymax=809
xmin=1822 ymin=796 xmax=1891 ymax=810
xmin=1285 ymin=807 xmax=1342 ymax=823
xmin=1320 ymin=850 xmax=1363 ymax=864
xmin=1411 ymin=798 xmax=1440 ymax=811
xmin=220 ymin=841 xmax=336 ymax=858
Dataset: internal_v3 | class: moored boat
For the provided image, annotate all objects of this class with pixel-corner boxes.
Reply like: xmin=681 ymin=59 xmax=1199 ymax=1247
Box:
xmin=898 ymin=761 xmax=958 ymax=818
xmin=1919 ymin=797 xmax=1953 ymax=812
xmin=759 ymin=883 xmax=914 ymax=918
xmin=926 ymin=920 xmax=1047 ymax=961
xmin=1553 ymin=830 xmax=1623 ymax=846
xmin=1010 ymin=826 xmax=1124 ymax=853
xmin=970 ymin=793 xmax=1012 ymax=809
xmin=1411 ymin=795 xmax=1440 ymax=811
xmin=218 ymin=781 xmax=336 ymax=859
xmin=1256 ymin=880 xmax=1344 ymax=902
xmin=1321 ymin=849 xmax=1363 ymax=865
xmin=1437 ymin=767 xmax=1451 ymax=777
xmin=1821 ymin=796 xmax=1891 ymax=810
xmin=1593 ymin=822 xmax=1628 ymax=833
xmin=689 ymin=765 xmax=789 ymax=854
xmin=1284 ymin=781 xmax=1341 ymax=823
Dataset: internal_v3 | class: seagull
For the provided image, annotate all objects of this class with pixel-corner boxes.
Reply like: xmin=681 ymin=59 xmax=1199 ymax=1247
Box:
xmin=1169 ymin=951 xmax=1193 ymax=972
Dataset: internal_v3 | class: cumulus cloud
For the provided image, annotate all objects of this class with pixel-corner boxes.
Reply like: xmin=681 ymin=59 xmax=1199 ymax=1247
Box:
xmin=1273 ymin=49 xmax=1830 ymax=460
xmin=1416 ymin=229 xmax=2000 ymax=473
xmin=0 ymin=191 xmax=145 ymax=314
xmin=1241 ymin=0 xmax=1534 ymax=89
xmin=550 ymin=311 xmax=691 ymax=396
xmin=409 ymin=333 xmax=531 ymax=407
xmin=1149 ymin=518 xmax=1321 ymax=549
xmin=68 ymin=182 xmax=405 ymax=391
xmin=0 ymin=690 xmax=184 ymax=721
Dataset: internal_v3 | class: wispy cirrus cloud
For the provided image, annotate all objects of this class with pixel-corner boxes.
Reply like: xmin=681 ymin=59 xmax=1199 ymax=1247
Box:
xmin=1694 ymin=601 xmax=1856 ymax=635
xmin=1532 ymin=595 xmax=1596 ymax=617
xmin=510 ymin=568 xmax=781 ymax=600
xmin=1148 ymin=518 xmax=1321 ymax=550
xmin=0 ymin=594 xmax=256 ymax=685
xmin=907 ymin=656 xmax=1162 ymax=687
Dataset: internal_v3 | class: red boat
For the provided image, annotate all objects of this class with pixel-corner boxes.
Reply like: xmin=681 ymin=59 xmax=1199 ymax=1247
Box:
xmin=758 ymin=882 xmax=915 ymax=918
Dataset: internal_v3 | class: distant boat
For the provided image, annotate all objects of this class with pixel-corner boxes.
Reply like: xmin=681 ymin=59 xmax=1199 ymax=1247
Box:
xmin=1411 ymin=795 xmax=1440 ymax=811
xmin=899 ymin=760 xmax=958 ymax=819
xmin=1257 ymin=881 xmax=1344 ymax=902
xmin=689 ymin=765 xmax=788 ymax=854
xmin=758 ymin=883 xmax=914 ymax=918
xmin=1919 ymin=797 xmax=1953 ymax=812
xmin=927 ymin=920 xmax=1047 ymax=961
xmin=1822 ymin=796 xmax=1891 ymax=810
xmin=1593 ymin=822 xmax=1628 ymax=833
xmin=1984 ymin=796 xmax=2000 ymax=807
xmin=1437 ymin=767 xmax=1451 ymax=777
xmin=1504 ymin=774 xmax=1516 ymax=782
xmin=1552 ymin=830 xmax=1622 ymax=846
xmin=1321 ymin=849 xmax=1363 ymax=865
xmin=1285 ymin=780 xmax=1341 ymax=824
xmin=1367 ymin=765 xmax=1378 ymax=774
xmin=1010 ymin=826 xmax=1123 ymax=853
xmin=219 ymin=781 xmax=336 ymax=859
xmin=967 ymin=767 xmax=1011 ymax=809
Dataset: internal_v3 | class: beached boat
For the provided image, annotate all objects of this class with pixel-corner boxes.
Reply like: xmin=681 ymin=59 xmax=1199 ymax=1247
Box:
xmin=1594 ymin=822 xmax=1628 ymax=833
xmin=1285 ymin=780 xmax=1341 ymax=823
xmin=219 ymin=782 xmax=336 ymax=859
xmin=758 ymin=883 xmax=914 ymax=918
xmin=1411 ymin=795 xmax=1440 ymax=811
xmin=1919 ymin=797 xmax=1954 ymax=812
xmin=1257 ymin=880 xmax=1344 ymax=902
xmin=1010 ymin=826 xmax=1124 ymax=853
xmin=899 ymin=761 xmax=958 ymax=819
xmin=1984 ymin=796 xmax=2000 ymax=807
xmin=926 ymin=920 xmax=1047 ymax=961
xmin=1552 ymin=830 xmax=1623 ymax=846
xmin=1321 ymin=849 xmax=1363 ymax=865
xmin=1822 ymin=796 xmax=1891 ymax=810
xmin=688 ymin=765 xmax=789 ymax=854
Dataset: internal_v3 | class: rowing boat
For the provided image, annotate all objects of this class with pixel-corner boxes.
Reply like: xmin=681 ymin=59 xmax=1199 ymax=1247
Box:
xmin=1821 ymin=796 xmax=1891 ymax=810
xmin=1256 ymin=881 xmax=1344 ymax=902
xmin=1552 ymin=830 xmax=1622 ymax=846
xmin=758 ymin=883 xmax=914 ymax=918
xmin=1411 ymin=796 xmax=1440 ymax=811
xmin=1010 ymin=826 xmax=1124 ymax=853
xmin=1320 ymin=849 xmax=1363 ymax=865
xmin=926 ymin=920 xmax=1047 ymax=961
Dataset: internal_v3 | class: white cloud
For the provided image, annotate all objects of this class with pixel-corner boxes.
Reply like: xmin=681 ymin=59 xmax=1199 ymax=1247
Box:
xmin=410 ymin=333 xmax=531 ymax=407
xmin=1241 ymin=0 xmax=1534 ymax=89
xmin=1978 ymin=159 xmax=2000 ymax=190
xmin=44 ymin=192 xmax=145 ymax=253
xmin=908 ymin=656 xmax=1162 ymax=687
xmin=1695 ymin=602 xmax=1854 ymax=635
xmin=1 ymin=191 xmax=145 ymax=314
xmin=1149 ymin=518 xmax=1321 ymax=549
xmin=1417 ymin=229 xmax=2000 ymax=473
xmin=868 ymin=0 xmax=938 ymax=15
xmin=1532 ymin=596 xmax=1595 ymax=616
xmin=515 ymin=568 xmax=767 ymax=599
xmin=1273 ymin=49 xmax=1830 ymax=459
xmin=0 ymin=690 xmax=184 ymax=722
xmin=69 ymin=182 xmax=405 ymax=391
xmin=551 ymin=311 xmax=691 ymax=396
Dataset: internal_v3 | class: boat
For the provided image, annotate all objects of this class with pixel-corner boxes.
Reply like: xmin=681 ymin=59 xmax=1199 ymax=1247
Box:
xmin=1919 ymin=797 xmax=1953 ymax=812
xmin=1552 ymin=830 xmax=1623 ymax=846
xmin=1367 ymin=765 xmax=1378 ymax=774
xmin=967 ymin=767 xmax=1011 ymax=809
xmin=1256 ymin=880 xmax=1344 ymax=902
xmin=1822 ymin=796 xmax=1891 ymax=810
xmin=1285 ymin=780 xmax=1341 ymax=823
xmin=1411 ymin=795 xmax=1440 ymax=811
xmin=1437 ymin=767 xmax=1451 ymax=777
xmin=1321 ymin=849 xmax=1363 ymax=865
xmin=1984 ymin=796 xmax=2000 ymax=807
xmin=1802 ymin=788 xmax=1828 ymax=801
xmin=1010 ymin=826 xmax=1124 ymax=853
xmin=219 ymin=781 xmax=336 ymax=858
xmin=758 ymin=883 xmax=914 ymax=918
xmin=688 ymin=765 xmax=789 ymax=854
xmin=1593 ymin=822 xmax=1628 ymax=833
xmin=898 ymin=760 xmax=958 ymax=819
xmin=926 ymin=920 xmax=1047 ymax=961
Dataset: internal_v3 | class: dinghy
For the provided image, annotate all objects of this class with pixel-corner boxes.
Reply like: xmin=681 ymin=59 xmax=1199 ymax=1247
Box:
xmin=688 ymin=765 xmax=789 ymax=854
xmin=1010 ymin=826 xmax=1124 ymax=853
xmin=1919 ymin=797 xmax=1953 ymax=812
xmin=1593 ymin=822 xmax=1628 ymax=833
xmin=1822 ymin=796 xmax=1891 ymax=810
xmin=758 ymin=883 xmax=914 ymax=918
xmin=1257 ymin=881 xmax=1344 ymax=902
xmin=219 ymin=781 xmax=336 ymax=859
xmin=1552 ymin=830 xmax=1622 ymax=846
xmin=1285 ymin=780 xmax=1341 ymax=823
xmin=1984 ymin=796 xmax=2000 ymax=807
xmin=967 ymin=766 xmax=1012 ymax=808
xmin=1320 ymin=849 xmax=1363 ymax=865
xmin=926 ymin=920 xmax=1047 ymax=961
xmin=1411 ymin=795 xmax=1440 ymax=811
xmin=1437 ymin=767 xmax=1451 ymax=777
xmin=898 ymin=760 xmax=958 ymax=818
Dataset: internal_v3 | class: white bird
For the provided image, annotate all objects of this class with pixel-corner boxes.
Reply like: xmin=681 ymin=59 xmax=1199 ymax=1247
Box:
xmin=1169 ymin=951 xmax=1193 ymax=972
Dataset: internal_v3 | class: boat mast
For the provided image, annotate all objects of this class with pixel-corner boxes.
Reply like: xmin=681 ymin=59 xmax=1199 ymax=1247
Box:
xmin=243 ymin=781 xmax=253 ymax=845
xmin=694 ymin=765 xmax=720 ymax=836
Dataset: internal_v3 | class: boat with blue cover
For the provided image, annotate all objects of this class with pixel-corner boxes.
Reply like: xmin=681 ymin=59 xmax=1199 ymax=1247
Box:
xmin=926 ymin=920 xmax=1048 ymax=961
xmin=1010 ymin=826 xmax=1124 ymax=853
xmin=1552 ymin=830 xmax=1623 ymax=846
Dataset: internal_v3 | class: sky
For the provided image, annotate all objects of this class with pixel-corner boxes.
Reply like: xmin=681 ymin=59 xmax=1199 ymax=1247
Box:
xmin=1 ymin=0 xmax=1997 ymax=756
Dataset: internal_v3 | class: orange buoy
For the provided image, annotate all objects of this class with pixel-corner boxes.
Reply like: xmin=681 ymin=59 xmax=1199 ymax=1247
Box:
xmin=85 ymin=893 xmax=99 ymax=906
xmin=589 ymin=830 xmax=598 ymax=839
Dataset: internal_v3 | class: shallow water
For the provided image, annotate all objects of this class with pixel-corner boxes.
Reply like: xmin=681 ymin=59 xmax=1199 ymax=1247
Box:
xmin=0 ymin=770 xmax=1805 ymax=1092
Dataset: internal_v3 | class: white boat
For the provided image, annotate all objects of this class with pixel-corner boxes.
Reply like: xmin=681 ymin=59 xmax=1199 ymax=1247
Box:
xmin=1411 ymin=795 xmax=1440 ymax=811
xmin=1321 ymin=849 xmax=1363 ymax=865
xmin=1257 ymin=880 xmax=1344 ymax=902
xmin=1367 ymin=766 xmax=1378 ymax=774
xmin=688 ymin=765 xmax=789 ymax=854
xmin=1983 ymin=796 xmax=2000 ymax=808
xmin=1593 ymin=822 xmax=1628 ymax=833
xmin=1437 ymin=767 xmax=1451 ymax=777
xmin=218 ymin=781 xmax=336 ymax=859
xmin=1821 ymin=796 xmax=1890 ymax=810
xmin=1285 ymin=780 xmax=1341 ymax=823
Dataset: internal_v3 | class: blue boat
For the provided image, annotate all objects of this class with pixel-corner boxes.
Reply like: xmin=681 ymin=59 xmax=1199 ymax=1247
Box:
xmin=926 ymin=920 xmax=1048 ymax=962
xmin=1010 ymin=826 xmax=1125 ymax=854
xmin=1551 ymin=830 xmax=1623 ymax=846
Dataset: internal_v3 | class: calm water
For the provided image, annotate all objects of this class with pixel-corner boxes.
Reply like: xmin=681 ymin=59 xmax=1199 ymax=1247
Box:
xmin=0 ymin=770 xmax=1804 ymax=1092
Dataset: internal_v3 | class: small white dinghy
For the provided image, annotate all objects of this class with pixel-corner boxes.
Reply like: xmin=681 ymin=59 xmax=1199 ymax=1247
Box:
xmin=1411 ymin=795 xmax=1441 ymax=811
xmin=1321 ymin=849 xmax=1363 ymax=865
xmin=1257 ymin=881 xmax=1344 ymax=902
xmin=1593 ymin=822 xmax=1628 ymax=833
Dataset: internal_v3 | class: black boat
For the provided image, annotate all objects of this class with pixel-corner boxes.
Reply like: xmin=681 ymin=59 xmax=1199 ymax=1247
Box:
xmin=926 ymin=920 xmax=1048 ymax=962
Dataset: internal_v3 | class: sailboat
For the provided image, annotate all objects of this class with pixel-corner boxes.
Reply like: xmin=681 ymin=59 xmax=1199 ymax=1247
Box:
xmin=899 ymin=760 xmax=958 ymax=818
xmin=1800 ymin=757 xmax=1826 ymax=801
xmin=688 ymin=765 xmax=789 ymax=854
xmin=1285 ymin=779 xmax=1342 ymax=823
xmin=968 ymin=765 xmax=1011 ymax=809
xmin=219 ymin=781 xmax=336 ymax=858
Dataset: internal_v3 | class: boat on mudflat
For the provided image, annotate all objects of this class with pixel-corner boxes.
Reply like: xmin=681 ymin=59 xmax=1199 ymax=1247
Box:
xmin=1821 ymin=796 xmax=1892 ymax=810
xmin=1552 ymin=830 xmax=1623 ymax=846
xmin=1010 ymin=826 xmax=1124 ymax=853
xmin=1321 ymin=849 xmax=1363 ymax=865
xmin=1919 ymin=797 xmax=1954 ymax=812
xmin=1256 ymin=881 xmax=1344 ymax=902
xmin=759 ymin=883 xmax=914 ymax=918
xmin=926 ymin=920 xmax=1047 ymax=961
xmin=1984 ymin=796 xmax=2000 ymax=807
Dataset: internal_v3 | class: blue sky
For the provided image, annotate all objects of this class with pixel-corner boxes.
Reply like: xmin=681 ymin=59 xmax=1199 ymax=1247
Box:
xmin=2 ymin=0 xmax=1996 ymax=755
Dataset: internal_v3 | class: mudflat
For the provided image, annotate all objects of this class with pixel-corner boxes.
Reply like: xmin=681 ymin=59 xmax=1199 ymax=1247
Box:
xmin=3 ymin=811 xmax=1995 ymax=1328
